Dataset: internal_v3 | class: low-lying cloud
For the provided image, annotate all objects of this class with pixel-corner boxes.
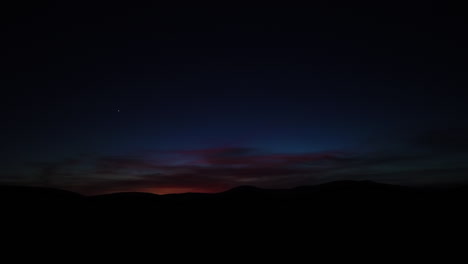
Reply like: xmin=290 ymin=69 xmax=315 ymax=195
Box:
xmin=6 ymin=126 xmax=468 ymax=195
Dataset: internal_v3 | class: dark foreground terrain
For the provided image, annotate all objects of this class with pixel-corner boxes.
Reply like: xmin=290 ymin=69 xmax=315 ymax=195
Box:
xmin=2 ymin=180 xmax=468 ymax=224
xmin=1 ymin=180 xmax=467 ymax=255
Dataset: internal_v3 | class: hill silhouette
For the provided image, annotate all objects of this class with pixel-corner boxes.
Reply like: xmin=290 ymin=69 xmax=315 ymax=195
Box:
xmin=1 ymin=180 xmax=467 ymax=213
xmin=2 ymin=180 xmax=468 ymax=251
xmin=0 ymin=185 xmax=82 ymax=207
xmin=2 ymin=180 xmax=468 ymax=231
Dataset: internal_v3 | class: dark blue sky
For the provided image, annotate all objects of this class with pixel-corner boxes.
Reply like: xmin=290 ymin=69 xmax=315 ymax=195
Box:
xmin=1 ymin=2 xmax=468 ymax=194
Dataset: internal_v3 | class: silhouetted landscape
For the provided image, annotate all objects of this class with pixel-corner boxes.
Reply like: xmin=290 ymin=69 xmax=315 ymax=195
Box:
xmin=3 ymin=179 xmax=468 ymax=255
xmin=3 ymin=181 xmax=468 ymax=224
xmin=2 ymin=2 xmax=468 ymax=253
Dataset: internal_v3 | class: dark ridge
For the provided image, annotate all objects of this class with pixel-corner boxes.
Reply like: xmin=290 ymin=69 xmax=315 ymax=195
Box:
xmin=0 ymin=180 xmax=462 ymax=201
xmin=90 ymin=192 xmax=160 ymax=200
xmin=86 ymin=192 xmax=162 ymax=209
xmin=0 ymin=185 xmax=83 ymax=218
xmin=1 ymin=180 xmax=468 ymax=211
xmin=220 ymin=185 xmax=265 ymax=194
xmin=2 ymin=180 xmax=468 ymax=237
xmin=293 ymin=180 xmax=407 ymax=192
xmin=162 ymin=192 xmax=213 ymax=200
xmin=1 ymin=181 xmax=464 ymax=252
xmin=0 ymin=185 xmax=83 ymax=201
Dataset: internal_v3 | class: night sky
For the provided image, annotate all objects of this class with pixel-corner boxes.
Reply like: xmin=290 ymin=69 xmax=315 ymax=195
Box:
xmin=1 ymin=2 xmax=467 ymax=194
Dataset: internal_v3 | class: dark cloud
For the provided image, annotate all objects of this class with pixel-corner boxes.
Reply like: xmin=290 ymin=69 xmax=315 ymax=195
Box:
xmin=177 ymin=147 xmax=348 ymax=167
xmin=18 ymin=145 xmax=468 ymax=195
xmin=72 ymin=172 xmax=233 ymax=195
xmin=95 ymin=156 xmax=163 ymax=175
xmin=74 ymin=149 xmax=409 ymax=194
xmin=338 ymin=167 xmax=468 ymax=186
xmin=64 ymin=148 xmax=351 ymax=194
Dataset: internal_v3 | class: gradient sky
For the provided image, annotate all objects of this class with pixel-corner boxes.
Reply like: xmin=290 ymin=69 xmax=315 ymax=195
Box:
xmin=1 ymin=2 xmax=468 ymax=194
